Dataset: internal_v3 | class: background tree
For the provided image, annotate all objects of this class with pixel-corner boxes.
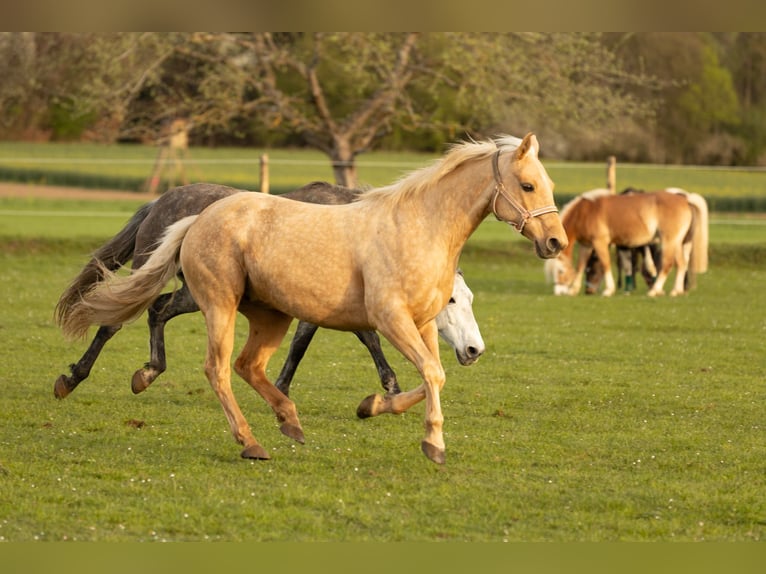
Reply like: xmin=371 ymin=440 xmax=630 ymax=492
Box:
xmin=181 ymin=32 xmax=655 ymax=186
xmin=5 ymin=33 xmax=766 ymax=169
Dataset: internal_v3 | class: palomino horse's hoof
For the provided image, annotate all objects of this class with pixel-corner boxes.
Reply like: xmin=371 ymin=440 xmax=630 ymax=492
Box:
xmin=53 ymin=375 xmax=73 ymax=399
xmin=421 ymin=440 xmax=446 ymax=465
xmin=280 ymin=422 xmax=305 ymax=444
xmin=356 ymin=393 xmax=385 ymax=419
xmin=241 ymin=444 xmax=271 ymax=460
xmin=131 ymin=369 xmax=154 ymax=394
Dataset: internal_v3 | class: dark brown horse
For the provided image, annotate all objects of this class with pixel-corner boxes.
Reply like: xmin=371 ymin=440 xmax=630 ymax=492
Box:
xmin=55 ymin=182 xmax=484 ymax=402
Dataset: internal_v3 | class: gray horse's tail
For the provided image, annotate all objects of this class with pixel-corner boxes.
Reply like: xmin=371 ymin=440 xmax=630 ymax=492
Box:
xmin=55 ymin=200 xmax=156 ymax=328
xmin=59 ymin=215 xmax=198 ymax=340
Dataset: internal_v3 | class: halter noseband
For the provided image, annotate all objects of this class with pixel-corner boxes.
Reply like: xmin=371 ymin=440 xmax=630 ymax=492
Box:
xmin=490 ymin=149 xmax=558 ymax=233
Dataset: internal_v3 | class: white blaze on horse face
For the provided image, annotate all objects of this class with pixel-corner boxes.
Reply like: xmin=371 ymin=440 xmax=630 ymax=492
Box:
xmin=435 ymin=273 xmax=485 ymax=366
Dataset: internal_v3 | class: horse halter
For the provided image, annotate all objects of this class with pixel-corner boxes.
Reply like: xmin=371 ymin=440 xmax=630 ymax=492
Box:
xmin=490 ymin=149 xmax=559 ymax=233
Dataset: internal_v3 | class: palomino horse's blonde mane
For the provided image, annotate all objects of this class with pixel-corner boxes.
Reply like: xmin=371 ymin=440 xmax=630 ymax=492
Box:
xmin=358 ymin=135 xmax=524 ymax=210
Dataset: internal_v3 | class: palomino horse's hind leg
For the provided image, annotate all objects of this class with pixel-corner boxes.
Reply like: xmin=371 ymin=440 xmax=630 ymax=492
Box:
xmin=54 ymin=324 xmax=121 ymax=399
xmin=202 ymin=305 xmax=271 ymax=459
xmin=131 ymin=286 xmax=199 ymax=394
xmin=235 ymin=304 xmax=304 ymax=447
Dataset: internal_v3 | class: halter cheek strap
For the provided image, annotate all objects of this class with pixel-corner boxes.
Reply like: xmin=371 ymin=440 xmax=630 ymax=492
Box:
xmin=491 ymin=150 xmax=559 ymax=233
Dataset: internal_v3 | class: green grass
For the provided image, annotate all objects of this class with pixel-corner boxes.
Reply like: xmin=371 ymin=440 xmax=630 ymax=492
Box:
xmin=1 ymin=141 xmax=765 ymax=208
xmin=0 ymin=192 xmax=765 ymax=541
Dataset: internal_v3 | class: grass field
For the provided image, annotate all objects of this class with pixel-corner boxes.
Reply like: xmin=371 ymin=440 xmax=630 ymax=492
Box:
xmin=0 ymin=174 xmax=764 ymax=541
xmin=1 ymin=141 xmax=765 ymax=207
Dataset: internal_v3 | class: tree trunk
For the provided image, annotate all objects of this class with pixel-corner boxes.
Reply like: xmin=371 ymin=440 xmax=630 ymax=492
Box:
xmin=330 ymin=140 xmax=357 ymax=188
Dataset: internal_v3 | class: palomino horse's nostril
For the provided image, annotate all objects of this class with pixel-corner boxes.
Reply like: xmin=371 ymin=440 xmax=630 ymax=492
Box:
xmin=547 ymin=237 xmax=562 ymax=253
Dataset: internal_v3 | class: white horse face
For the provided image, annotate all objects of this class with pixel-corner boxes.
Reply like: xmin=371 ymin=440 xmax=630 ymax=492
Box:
xmin=435 ymin=272 xmax=485 ymax=366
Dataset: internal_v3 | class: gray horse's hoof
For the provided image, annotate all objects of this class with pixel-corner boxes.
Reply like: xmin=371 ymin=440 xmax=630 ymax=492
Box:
xmin=131 ymin=369 xmax=154 ymax=394
xmin=421 ymin=440 xmax=446 ymax=465
xmin=241 ymin=444 xmax=271 ymax=460
xmin=54 ymin=375 xmax=73 ymax=399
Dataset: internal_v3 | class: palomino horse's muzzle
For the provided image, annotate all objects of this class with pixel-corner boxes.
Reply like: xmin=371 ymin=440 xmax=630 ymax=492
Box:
xmin=490 ymin=150 xmax=559 ymax=234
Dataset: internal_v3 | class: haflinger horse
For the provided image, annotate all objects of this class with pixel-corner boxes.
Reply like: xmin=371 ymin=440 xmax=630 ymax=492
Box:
xmin=577 ymin=188 xmax=663 ymax=295
xmin=547 ymin=187 xmax=708 ymax=297
xmin=58 ymin=132 xmax=566 ymax=464
xmin=54 ymin=183 xmax=484 ymax=403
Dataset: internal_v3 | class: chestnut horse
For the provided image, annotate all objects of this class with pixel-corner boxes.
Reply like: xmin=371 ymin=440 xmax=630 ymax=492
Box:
xmin=58 ymin=133 xmax=566 ymax=464
xmin=54 ymin=182 xmax=484 ymax=401
xmin=548 ymin=187 xmax=708 ymax=296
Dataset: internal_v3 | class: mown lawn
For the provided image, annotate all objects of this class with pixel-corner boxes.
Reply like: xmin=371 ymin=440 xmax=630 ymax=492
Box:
xmin=0 ymin=192 xmax=764 ymax=541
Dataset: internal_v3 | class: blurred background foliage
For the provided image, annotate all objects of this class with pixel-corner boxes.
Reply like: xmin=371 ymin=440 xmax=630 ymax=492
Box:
xmin=1 ymin=32 xmax=765 ymax=178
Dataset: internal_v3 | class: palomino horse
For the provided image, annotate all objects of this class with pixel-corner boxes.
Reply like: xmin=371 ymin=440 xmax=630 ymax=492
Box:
xmin=548 ymin=187 xmax=708 ymax=296
xmin=276 ymin=269 xmax=483 ymax=402
xmin=55 ymin=183 xmax=484 ymax=401
xmin=59 ymin=133 xmax=566 ymax=464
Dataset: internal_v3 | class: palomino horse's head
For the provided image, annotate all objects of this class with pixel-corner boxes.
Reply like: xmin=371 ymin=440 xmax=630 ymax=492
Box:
xmin=491 ymin=133 xmax=567 ymax=259
xmin=435 ymin=270 xmax=485 ymax=366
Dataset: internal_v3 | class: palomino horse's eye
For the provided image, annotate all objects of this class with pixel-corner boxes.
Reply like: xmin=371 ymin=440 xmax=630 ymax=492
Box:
xmin=521 ymin=183 xmax=535 ymax=192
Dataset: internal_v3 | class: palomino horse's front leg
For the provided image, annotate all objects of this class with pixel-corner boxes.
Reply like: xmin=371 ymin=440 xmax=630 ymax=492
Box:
xmin=357 ymin=319 xmax=446 ymax=464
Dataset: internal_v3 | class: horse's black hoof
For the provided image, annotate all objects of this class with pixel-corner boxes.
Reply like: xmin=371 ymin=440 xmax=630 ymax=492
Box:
xmin=241 ymin=444 xmax=270 ymax=460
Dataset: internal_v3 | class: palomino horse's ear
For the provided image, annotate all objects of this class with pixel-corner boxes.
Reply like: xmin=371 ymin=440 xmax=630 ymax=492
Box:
xmin=515 ymin=132 xmax=538 ymax=160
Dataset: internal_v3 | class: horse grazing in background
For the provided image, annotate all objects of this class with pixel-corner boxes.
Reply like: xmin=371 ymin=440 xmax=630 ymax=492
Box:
xmin=581 ymin=187 xmax=662 ymax=294
xmin=55 ymin=183 xmax=485 ymax=403
xmin=57 ymin=132 xmax=566 ymax=464
xmin=548 ymin=187 xmax=708 ymax=296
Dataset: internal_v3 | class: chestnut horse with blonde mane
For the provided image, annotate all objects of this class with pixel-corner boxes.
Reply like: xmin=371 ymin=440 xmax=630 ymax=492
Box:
xmin=549 ymin=187 xmax=708 ymax=296
xmin=58 ymin=133 xmax=566 ymax=464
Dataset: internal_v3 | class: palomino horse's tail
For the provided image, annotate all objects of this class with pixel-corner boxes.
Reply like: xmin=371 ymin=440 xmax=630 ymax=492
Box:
xmin=682 ymin=191 xmax=709 ymax=274
xmin=55 ymin=201 xmax=155 ymax=328
xmin=59 ymin=215 xmax=198 ymax=340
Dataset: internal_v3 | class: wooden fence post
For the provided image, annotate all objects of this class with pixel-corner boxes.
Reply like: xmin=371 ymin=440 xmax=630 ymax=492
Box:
xmin=606 ymin=155 xmax=616 ymax=193
xmin=260 ymin=154 xmax=270 ymax=194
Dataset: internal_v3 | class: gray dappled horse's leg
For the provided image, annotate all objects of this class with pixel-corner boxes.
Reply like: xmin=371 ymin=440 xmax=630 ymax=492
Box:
xmin=54 ymin=325 xmax=122 ymax=399
xmin=274 ymin=321 xmax=402 ymax=397
xmin=274 ymin=321 xmax=318 ymax=396
xmin=353 ymin=330 xmax=401 ymax=395
xmin=131 ymin=285 xmax=199 ymax=394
